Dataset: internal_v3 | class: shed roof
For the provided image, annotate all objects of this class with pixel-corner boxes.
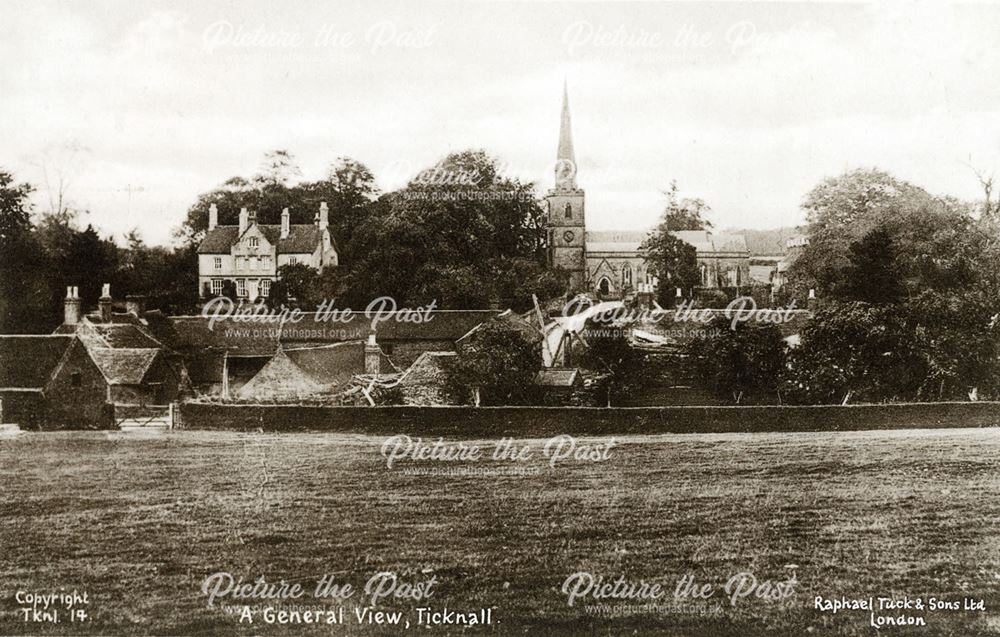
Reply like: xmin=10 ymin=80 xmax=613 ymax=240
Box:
xmin=534 ymin=368 xmax=580 ymax=387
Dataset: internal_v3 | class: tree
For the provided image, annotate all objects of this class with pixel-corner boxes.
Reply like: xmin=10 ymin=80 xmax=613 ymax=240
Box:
xmin=838 ymin=227 xmax=903 ymax=304
xmin=688 ymin=318 xmax=786 ymax=403
xmin=580 ymin=316 xmax=644 ymax=405
xmin=29 ymin=141 xmax=90 ymax=217
xmin=275 ymin=262 xmax=320 ymax=306
xmin=641 ymin=229 xmax=700 ymax=306
xmin=340 ymin=150 xmax=553 ymax=309
xmin=659 ymin=180 xmax=713 ymax=231
xmin=787 ymin=168 xmax=976 ymax=300
xmin=220 ymin=279 xmax=238 ymax=303
xmin=176 ymin=152 xmax=378 ymax=252
xmin=253 ymin=149 xmax=302 ymax=187
xmin=0 ymin=170 xmax=51 ymax=332
xmin=0 ymin=170 xmax=34 ymax=247
xmin=782 ymin=303 xmax=923 ymax=404
xmin=301 ymin=158 xmax=379 ymax=266
xmin=445 ymin=319 xmax=541 ymax=405
xmin=65 ymin=224 xmax=119 ymax=309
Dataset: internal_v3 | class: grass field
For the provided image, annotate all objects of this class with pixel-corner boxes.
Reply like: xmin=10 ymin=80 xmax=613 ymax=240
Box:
xmin=1 ymin=428 xmax=999 ymax=636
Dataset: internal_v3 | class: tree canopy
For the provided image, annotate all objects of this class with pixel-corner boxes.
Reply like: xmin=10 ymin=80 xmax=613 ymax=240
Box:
xmin=788 ymin=168 xmax=979 ymax=301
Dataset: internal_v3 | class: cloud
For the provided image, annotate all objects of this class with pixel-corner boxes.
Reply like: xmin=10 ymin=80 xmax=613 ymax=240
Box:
xmin=2 ymin=1 xmax=1000 ymax=244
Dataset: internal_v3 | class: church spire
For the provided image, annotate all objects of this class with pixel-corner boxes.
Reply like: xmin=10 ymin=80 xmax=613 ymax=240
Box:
xmin=555 ymin=81 xmax=577 ymax=189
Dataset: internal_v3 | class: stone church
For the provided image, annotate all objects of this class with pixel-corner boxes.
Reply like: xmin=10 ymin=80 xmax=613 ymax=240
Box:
xmin=545 ymin=86 xmax=750 ymax=299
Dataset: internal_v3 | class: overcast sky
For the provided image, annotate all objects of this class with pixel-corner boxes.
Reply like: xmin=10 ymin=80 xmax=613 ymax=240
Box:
xmin=4 ymin=1 xmax=1000 ymax=246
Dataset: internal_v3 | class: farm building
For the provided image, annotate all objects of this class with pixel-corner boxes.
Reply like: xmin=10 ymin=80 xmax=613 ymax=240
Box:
xmin=0 ymin=335 xmax=112 ymax=429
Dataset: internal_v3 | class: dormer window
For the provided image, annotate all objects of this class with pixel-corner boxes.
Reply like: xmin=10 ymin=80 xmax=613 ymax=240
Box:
xmin=248 ymin=237 xmax=259 ymax=248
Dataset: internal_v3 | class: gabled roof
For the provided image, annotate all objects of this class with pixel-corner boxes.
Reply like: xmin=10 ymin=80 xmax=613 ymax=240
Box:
xmin=585 ymin=230 xmax=647 ymax=253
xmin=155 ymin=311 xmax=501 ymax=357
xmin=284 ymin=341 xmax=368 ymax=386
xmin=584 ymin=229 xmax=749 ymax=256
xmin=674 ymin=230 xmax=749 ymax=254
xmin=197 ymin=224 xmax=324 ymax=254
xmin=86 ymin=323 xmax=161 ymax=348
xmin=0 ymin=335 xmax=74 ymax=389
xmin=456 ymin=310 xmax=542 ymax=347
xmin=55 ymin=316 xmax=162 ymax=349
xmin=88 ymin=348 xmax=159 ymax=385
xmin=236 ymin=341 xmax=377 ymax=400
xmin=236 ymin=349 xmax=322 ymax=400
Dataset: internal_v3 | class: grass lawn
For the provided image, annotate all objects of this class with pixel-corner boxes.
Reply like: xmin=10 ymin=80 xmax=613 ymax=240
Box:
xmin=1 ymin=428 xmax=999 ymax=636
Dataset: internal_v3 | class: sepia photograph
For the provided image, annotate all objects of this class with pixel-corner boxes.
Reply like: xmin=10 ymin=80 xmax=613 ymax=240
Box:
xmin=1 ymin=1 xmax=999 ymax=635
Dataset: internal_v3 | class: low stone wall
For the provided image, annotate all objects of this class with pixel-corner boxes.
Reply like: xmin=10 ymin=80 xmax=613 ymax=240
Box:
xmin=177 ymin=401 xmax=1000 ymax=436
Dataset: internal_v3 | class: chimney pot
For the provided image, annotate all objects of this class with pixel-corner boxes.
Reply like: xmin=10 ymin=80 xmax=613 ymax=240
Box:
xmin=319 ymin=202 xmax=329 ymax=231
xmin=281 ymin=207 xmax=290 ymax=239
xmin=98 ymin=283 xmax=113 ymax=323
xmin=64 ymin=286 xmax=81 ymax=325
xmin=365 ymin=327 xmax=380 ymax=376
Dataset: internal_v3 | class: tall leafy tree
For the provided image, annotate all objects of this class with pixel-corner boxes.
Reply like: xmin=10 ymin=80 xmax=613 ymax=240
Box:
xmin=838 ymin=227 xmax=903 ymax=303
xmin=340 ymin=150 xmax=552 ymax=309
xmin=659 ymin=180 xmax=713 ymax=231
xmin=788 ymin=168 xmax=976 ymax=300
xmin=688 ymin=318 xmax=786 ymax=403
xmin=446 ymin=319 xmax=541 ymax=405
xmin=0 ymin=170 xmax=52 ymax=332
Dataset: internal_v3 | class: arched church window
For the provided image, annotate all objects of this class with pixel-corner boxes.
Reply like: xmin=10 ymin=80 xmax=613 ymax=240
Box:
xmin=598 ymin=277 xmax=611 ymax=296
xmin=564 ymin=203 xmax=572 ymax=219
xmin=622 ymin=263 xmax=633 ymax=287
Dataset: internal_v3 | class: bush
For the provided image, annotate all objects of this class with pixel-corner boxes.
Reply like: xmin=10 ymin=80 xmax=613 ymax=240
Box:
xmin=445 ymin=318 xmax=541 ymax=405
xmin=782 ymin=294 xmax=1000 ymax=404
xmin=687 ymin=317 xmax=786 ymax=403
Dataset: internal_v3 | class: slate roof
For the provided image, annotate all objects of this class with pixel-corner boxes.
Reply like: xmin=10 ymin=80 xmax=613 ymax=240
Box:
xmin=54 ymin=316 xmax=162 ymax=349
xmin=585 ymin=229 xmax=749 ymax=256
xmin=237 ymin=341 xmax=384 ymax=399
xmin=160 ymin=316 xmax=280 ymax=356
xmin=585 ymin=231 xmax=648 ymax=253
xmin=157 ymin=311 xmax=500 ymax=355
xmin=0 ymin=336 xmax=74 ymax=389
xmin=197 ymin=224 xmax=323 ymax=254
xmin=673 ymin=230 xmax=749 ymax=255
xmin=87 ymin=323 xmax=162 ymax=348
xmin=285 ymin=342 xmax=367 ymax=387
xmin=397 ymin=351 xmax=456 ymax=406
xmin=88 ymin=348 xmax=159 ymax=385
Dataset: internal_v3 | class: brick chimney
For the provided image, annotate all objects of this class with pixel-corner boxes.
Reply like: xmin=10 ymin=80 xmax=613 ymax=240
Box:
xmin=125 ymin=294 xmax=145 ymax=316
xmin=98 ymin=283 xmax=113 ymax=323
xmin=238 ymin=207 xmax=249 ymax=234
xmin=364 ymin=328 xmax=381 ymax=376
xmin=281 ymin=207 xmax=290 ymax=239
xmin=208 ymin=203 xmax=218 ymax=231
xmin=64 ymin=286 xmax=81 ymax=325
xmin=318 ymin=202 xmax=329 ymax=231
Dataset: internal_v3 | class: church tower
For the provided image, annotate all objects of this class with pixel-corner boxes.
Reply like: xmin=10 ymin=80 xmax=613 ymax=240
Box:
xmin=545 ymin=83 xmax=587 ymax=291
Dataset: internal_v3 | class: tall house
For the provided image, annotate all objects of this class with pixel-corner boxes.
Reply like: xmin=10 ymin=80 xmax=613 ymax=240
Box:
xmin=545 ymin=83 xmax=587 ymax=291
xmin=196 ymin=202 xmax=338 ymax=300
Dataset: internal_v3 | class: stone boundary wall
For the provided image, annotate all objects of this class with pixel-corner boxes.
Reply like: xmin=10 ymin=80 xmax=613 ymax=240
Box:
xmin=177 ymin=402 xmax=1000 ymax=436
